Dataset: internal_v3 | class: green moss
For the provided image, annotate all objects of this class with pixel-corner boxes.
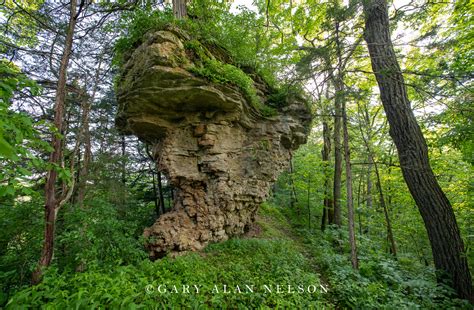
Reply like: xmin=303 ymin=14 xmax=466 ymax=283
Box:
xmin=259 ymin=139 xmax=271 ymax=151
xmin=259 ymin=105 xmax=278 ymax=117
xmin=183 ymin=39 xmax=278 ymax=116
xmin=114 ymin=9 xmax=175 ymax=66
xmin=184 ymin=39 xmax=213 ymax=61
xmin=189 ymin=58 xmax=277 ymax=117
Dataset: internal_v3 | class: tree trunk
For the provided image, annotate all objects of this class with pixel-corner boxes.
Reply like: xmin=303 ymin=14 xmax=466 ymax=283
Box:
xmin=307 ymin=174 xmax=311 ymax=230
xmin=321 ymin=121 xmax=332 ymax=231
xmin=343 ymin=101 xmax=358 ymax=269
xmin=357 ymin=169 xmax=363 ymax=235
xmin=332 ymin=77 xmax=343 ymax=227
xmin=157 ymin=170 xmax=166 ymax=214
xmin=32 ymin=0 xmax=78 ymax=285
xmin=289 ymin=152 xmax=298 ymax=208
xmin=373 ymin=159 xmax=397 ymax=258
xmin=76 ymin=90 xmax=91 ymax=206
xmin=363 ymin=0 xmax=473 ymax=301
xmin=172 ymin=0 xmax=187 ymax=19
xmin=366 ymin=157 xmax=373 ymax=209
xmin=77 ymin=56 xmax=102 ymax=206
xmin=151 ymin=166 xmax=160 ymax=217
xmin=357 ymin=105 xmax=398 ymax=258
xmin=331 ymin=21 xmax=344 ymax=227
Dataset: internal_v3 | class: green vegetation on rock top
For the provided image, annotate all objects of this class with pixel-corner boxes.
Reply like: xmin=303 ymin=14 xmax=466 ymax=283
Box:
xmin=114 ymin=6 xmax=307 ymax=117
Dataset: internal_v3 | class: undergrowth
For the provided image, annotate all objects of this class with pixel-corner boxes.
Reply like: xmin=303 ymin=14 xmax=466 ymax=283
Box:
xmin=276 ymin=203 xmax=472 ymax=309
xmin=5 ymin=205 xmax=328 ymax=309
xmin=5 ymin=201 xmax=471 ymax=308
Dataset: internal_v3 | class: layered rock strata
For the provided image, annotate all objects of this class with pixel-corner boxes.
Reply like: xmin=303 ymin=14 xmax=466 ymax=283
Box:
xmin=116 ymin=26 xmax=311 ymax=258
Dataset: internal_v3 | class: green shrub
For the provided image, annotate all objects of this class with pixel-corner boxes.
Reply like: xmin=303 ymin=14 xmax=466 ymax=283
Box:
xmin=114 ymin=9 xmax=175 ymax=66
xmin=55 ymin=198 xmax=150 ymax=271
xmin=0 ymin=200 xmax=43 ymax=306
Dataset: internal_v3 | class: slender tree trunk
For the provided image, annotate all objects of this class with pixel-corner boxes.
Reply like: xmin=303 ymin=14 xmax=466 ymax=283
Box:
xmin=32 ymin=0 xmax=78 ymax=285
xmin=60 ymin=109 xmax=72 ymax=197
xmin=343 ymin=101 xmax=358 ymax=269
xmin=365 ymin=118 xmax=372 ymax=236
xmin=332 ymin=77 xmax=343 ymax=227
xmin=373 ymin=159 xmax=397 ymax=258
xmin=121 ymin=136 xmax=126 ymax=185
xmin=157 ymin=170 xmax=166 ymax=214
xmin=289 ymin=152 xmax=298 ymax=208
xmin=358 ymin=105 xmax=398 ymax=258
xmin=357 ymin=170 xmax=363 ymax=235
xmin=366 ymin=158 xmax=373 ymax=209
xmin=77 ymin=56 xmax=102 ymax=206
xmin=76 ymin=90 xmax=91 ymax=206
xmin=321 ymin=121 xmax=332 ymax=231
xmin=363 ymin=0 xmax=472 ymax=301
xmin=151 ymin=166 xmax=160 ymax=217
xmin=307 ymin=174 xmax=311 ymax=230
xmin=331 ymin=21 xmax=344 ymax=227
xmin=73 ymin=148 xmax=81 ymax=205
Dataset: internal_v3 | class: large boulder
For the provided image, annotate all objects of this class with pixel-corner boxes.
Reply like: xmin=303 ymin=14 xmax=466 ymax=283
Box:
xmin=116 ymin=26 xmax=311 ymax=258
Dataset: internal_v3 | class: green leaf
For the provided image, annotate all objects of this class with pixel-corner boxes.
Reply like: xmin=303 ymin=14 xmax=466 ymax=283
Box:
xmin=0 ymin=134 xmax=14 ymax=159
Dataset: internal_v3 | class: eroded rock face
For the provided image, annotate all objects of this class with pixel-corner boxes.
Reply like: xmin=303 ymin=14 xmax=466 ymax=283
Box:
xmin=116 ymin=26 xmax=311 ymax=258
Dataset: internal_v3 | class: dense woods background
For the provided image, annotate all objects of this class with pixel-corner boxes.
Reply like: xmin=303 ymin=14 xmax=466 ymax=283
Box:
xmin=0 ymin=0 xmax=472 ymax=307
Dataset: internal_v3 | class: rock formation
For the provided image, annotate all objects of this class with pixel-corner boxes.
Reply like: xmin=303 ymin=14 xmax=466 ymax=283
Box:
xmin=116 ymin=26 xmax=311 ymax=258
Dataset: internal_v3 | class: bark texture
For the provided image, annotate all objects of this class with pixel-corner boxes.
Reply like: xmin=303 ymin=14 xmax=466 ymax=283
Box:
xmin=172 ymin=0 xmax=187 ymax=19
xmin=363 ymin=0 xmax=473 ymax=301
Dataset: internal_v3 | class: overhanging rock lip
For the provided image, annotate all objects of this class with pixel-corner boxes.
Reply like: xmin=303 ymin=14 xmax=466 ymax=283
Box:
xmin=119 ymin=84 xmax=244 ymax=114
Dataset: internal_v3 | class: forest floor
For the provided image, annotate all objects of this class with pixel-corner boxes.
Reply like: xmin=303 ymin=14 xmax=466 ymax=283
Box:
xmin=251 ymin=204 xmax=333 ymax=296
xmin=7 ymin=204 xmax=335 ymax=308
xmin=7 ymin=204 xmax=470 ymax=308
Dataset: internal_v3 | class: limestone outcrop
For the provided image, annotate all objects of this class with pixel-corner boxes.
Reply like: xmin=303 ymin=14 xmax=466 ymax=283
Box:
xmin=116 ymin=26 xmax=311 ymax=258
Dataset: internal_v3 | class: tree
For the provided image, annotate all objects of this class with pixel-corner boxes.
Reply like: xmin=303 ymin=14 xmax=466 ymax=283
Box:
xmin=362 ymin=0 xmax=473 ymax=301
xmin=320 ymin=120 xmax=332 ymax=231
xmin=32 ymin=0 xmax=85 ymax=284
xmin=342 ymin=99 xmax=358 ymax=268
xmin=356 ymin=103 xmax=397 ymax=257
